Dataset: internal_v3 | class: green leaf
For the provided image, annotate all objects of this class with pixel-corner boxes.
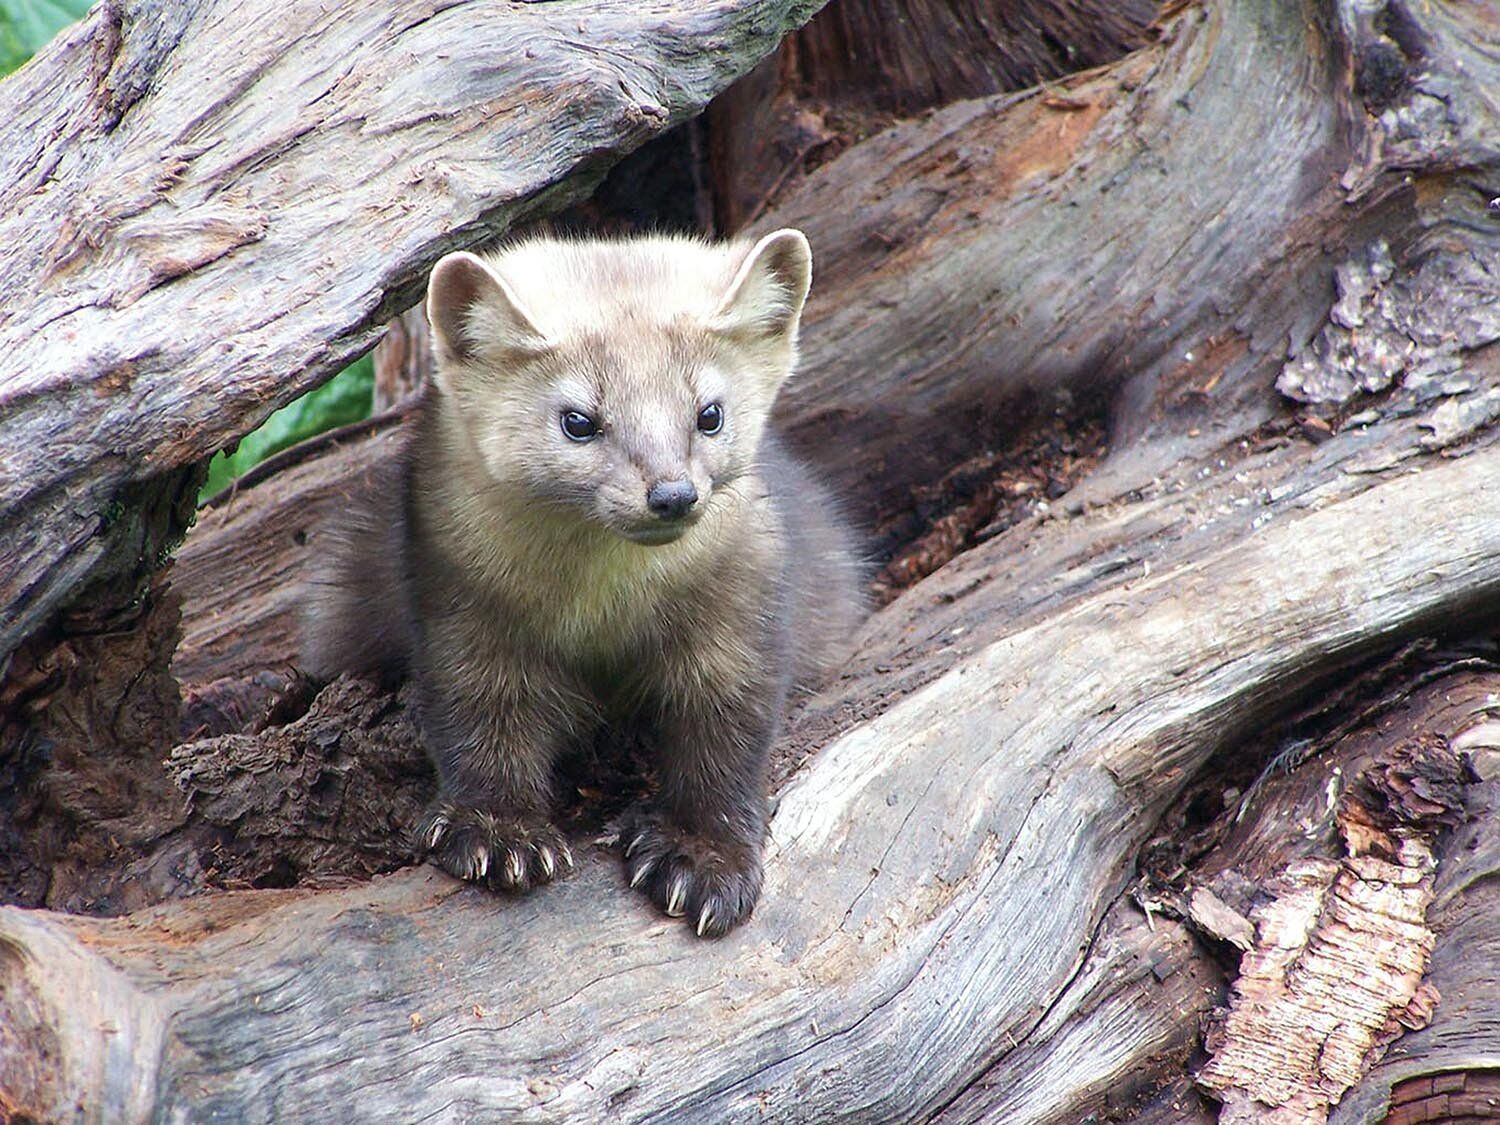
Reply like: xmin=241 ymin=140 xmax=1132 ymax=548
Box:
xmin=200 ymin=356 xmax=376 ymax=502
xmin=0 ymin=0 xmax=93 ymax=64
xmin=0 ymin=21 xmax=27 ymax=74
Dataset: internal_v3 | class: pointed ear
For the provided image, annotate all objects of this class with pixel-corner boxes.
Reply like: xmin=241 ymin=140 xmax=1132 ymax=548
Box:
xmin=426 ymin=251 xmax=549 ymax=368
xmin=712 ymin=229 xmax=813 ymax=339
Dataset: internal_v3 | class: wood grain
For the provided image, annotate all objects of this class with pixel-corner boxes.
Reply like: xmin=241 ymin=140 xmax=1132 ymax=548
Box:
xmin=706 ymin=0 xmax=1157 ymax=232
xmin=1198 ymin=754 xmax=1451 ymax=1121
xmin=5 ymin=440 xmax=1500 ymax=1122
xmin=756 ymin=0 xmax=1500 ymax=536
xmin=173 ymin=422 xmax=407 ymax=686
xmin=1332 ymin=696 xmax=1500 ymax=1124
xmin=3 ymin=0 xmax=1498 ymax=1118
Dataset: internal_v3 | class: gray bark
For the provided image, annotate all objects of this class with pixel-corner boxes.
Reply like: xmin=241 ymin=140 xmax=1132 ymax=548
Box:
xmin=760 ymin=0 xmax=1500 ymax=542
xmin=3 ymin=430 xmax=1499 ymax=1122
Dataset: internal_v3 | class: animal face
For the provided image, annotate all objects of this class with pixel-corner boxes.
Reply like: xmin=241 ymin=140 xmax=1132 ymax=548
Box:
xmin=425 ymin=231 xmax=811 ymax=545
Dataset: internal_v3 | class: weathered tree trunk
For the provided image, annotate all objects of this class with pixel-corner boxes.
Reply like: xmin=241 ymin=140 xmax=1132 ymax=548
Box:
xmin=2 ymin=0 xmax=1499 ymax=1121
xmin=759 ymin=0 xmax=1500 ymax=545
xmin=3 ymin=435 xmax=1498 ymax=1122
xmin=0 ymin=0 xmax=828 ymax=920
xmin=371 ymin=308 xmax=431 ymax=413
xmin=705 ymin=0 xmax=1158 ymax=232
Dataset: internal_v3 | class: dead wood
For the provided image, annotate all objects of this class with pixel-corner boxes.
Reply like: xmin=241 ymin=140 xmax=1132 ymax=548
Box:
xmin=756 ymin=0 xmax=1500 ymax=543
xmin=706 ymin=0 xmax=1158 ymax=232
xmin=1195 ymin=740 xmax=1461 ymax=1121
xmin=174 ymin=423 xmax=408 ymax=688
xmin=4 ymin=420 xmax=1500 ymax=1121
xmin=936 ymin=668 xmax=1498 ymax=1124
xmin=1330 ymin=681 xmax=1500 ymax=1124
xmin=371 ymin=308 xmax=431 ymax=413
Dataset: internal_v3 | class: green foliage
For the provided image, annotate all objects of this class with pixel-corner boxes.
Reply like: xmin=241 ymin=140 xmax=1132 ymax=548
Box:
xmin=0 ymin=0 xmax=93 ymax=74
xmin=201 ymin=357 xmax=375 ymax=501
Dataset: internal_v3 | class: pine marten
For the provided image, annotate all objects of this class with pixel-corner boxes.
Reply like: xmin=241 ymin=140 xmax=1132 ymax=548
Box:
xmin=304 ymin=230 xmax=865 ymax=937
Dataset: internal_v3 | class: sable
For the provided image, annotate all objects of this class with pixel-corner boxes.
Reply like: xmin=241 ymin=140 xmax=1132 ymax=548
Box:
xmin=305 ymin=231 xmax=865 ymax=936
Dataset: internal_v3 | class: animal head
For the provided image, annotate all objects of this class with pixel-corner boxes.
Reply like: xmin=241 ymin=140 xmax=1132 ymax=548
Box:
xmin=424 ymin=230 xmax=812 ymax=545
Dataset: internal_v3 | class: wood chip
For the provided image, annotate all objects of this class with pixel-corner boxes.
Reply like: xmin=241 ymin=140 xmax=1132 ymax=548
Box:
xmin=1187 ymin=886 xmax=1254 ymax=951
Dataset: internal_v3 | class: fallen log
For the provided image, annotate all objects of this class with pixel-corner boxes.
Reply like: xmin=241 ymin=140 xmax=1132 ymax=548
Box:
xmin=704 ymin=0 xmax=1158 ymax=232
xmin=937 ymin=668 xmax=1497 ymax=1125
xmin=1328 ymin=684 xmax=1500 ymax=1125
xmin=756 ymin=0 xmax=1500 ymax=541
xmin=3 ymin=431 xmax=1498 ymax=1121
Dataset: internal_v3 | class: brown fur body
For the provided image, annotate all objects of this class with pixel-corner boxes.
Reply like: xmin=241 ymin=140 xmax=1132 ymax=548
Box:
xmin=305 ymin=232 xmax=864 ymax=936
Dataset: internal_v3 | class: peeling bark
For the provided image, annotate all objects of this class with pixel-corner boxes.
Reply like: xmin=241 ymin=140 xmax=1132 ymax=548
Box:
xmin=5 ymin=426 xmax=1500 ymax=1121
xmin=706 ymin=0 xmax=1158 ymax=232
xmin=755 ymin=0 xmax=1500 ymax=542
xmin=1197 ymin=740 xmax=1462 ymax=1122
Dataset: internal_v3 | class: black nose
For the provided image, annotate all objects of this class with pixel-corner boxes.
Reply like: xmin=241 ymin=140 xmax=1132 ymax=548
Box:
xmin=647 ymin=479 xmax=698 ymax=520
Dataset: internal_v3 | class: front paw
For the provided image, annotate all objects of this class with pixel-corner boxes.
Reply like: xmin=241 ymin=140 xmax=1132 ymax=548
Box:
xmin=416 ymin=801 xmax=573 ymax=894
xmin=621 ymin=812 xmax=763 ymax=938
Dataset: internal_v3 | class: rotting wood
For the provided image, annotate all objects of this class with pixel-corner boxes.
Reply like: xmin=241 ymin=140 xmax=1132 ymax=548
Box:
xmin=371 ymin=307 xmax=430 ymax=413
xmin=1196 ymin=740 xmax=1462 ymax=1123
xmin=3 ymin=440 xmax=1500 ymax=1122
xmin=1331 ymin=692 xmax=1500 ymax=1124
xmin=937 ymin=667 xmax=1498 ymax=1125
xmin=1383 ymin=1071 xmax=1500 ymax=1125
xmin=1 ymin=0 xmax=1497 ymax=1118
xmin=706 ymin=0 xmax=1157 ymax=232
xmin=751 ymin=0 xmax=1500 ymax=540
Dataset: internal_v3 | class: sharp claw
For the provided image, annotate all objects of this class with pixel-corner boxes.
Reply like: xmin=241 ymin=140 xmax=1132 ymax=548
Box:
xmin=506 ymin=849 xmax=524 ymax=886
xmin=629 ymin=859 xmax=655 ymax=889
xmin=559 ymin=842 xmax=575 ymax=870
xmin=539 ymin=847 xmax=556 ymax=879
xmin=425 ymin=816 xmax=449 ymax=851
xmin=666 ymin=874 xmax=687 ymax=917
xmin=697 ymin=903 xmax=715 ymax=937
xmin=624 ymin=834 xmax=643 ymax=858
xmin=474 ymin=846 xmax=489 ymax=880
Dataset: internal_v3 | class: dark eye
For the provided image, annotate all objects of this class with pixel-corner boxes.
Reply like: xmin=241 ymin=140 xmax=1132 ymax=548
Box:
xmin=697 ymin=402 xmax=724 ymax=435
xmin=561 ymin=410 xmax=599 ymax=442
